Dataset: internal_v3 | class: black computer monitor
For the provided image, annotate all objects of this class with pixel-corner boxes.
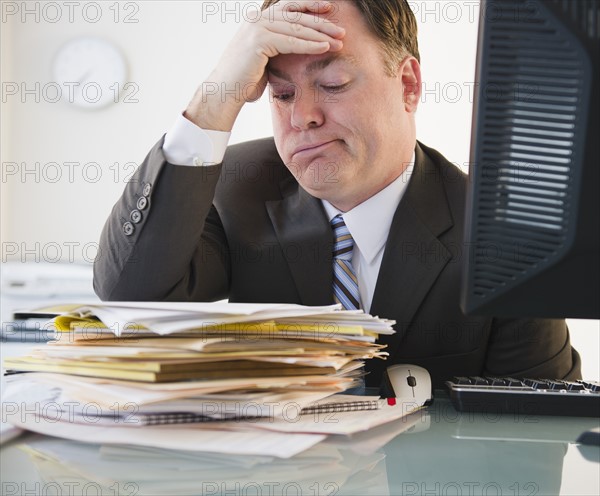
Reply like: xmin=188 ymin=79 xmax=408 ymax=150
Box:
xmin=461 ymin=0 xmax=599 ymax=319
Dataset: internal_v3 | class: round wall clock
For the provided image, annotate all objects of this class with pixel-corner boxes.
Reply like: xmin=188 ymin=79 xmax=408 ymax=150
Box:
xmin=53 ymin=37 xmax=127 ymax=109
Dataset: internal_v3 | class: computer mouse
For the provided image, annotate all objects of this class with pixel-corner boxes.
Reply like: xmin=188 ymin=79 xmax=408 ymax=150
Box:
xmin=387 ymin=364 xmax=432 ymax=406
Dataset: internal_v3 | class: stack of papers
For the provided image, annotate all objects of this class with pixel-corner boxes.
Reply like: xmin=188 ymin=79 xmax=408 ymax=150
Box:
xmin=4 ymin=301 xmax=393 ymax=387
xmin=1 ymin=301 xmax=424 ymax=457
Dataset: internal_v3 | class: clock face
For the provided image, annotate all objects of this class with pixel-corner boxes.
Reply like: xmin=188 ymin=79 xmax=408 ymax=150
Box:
xmin=53 ymin=37 xmax=127 ymax=109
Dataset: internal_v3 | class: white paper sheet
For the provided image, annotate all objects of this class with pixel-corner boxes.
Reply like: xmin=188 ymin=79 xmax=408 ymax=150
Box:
xmin=6 ymin=413 xmax=325 ymax=458
xmin=250 ymin=401 xmax=425 ymax=435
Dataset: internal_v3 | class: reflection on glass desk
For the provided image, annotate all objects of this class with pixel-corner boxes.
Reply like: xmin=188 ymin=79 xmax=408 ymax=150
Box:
xmin=1 ymin=395 xmax=598 ymax=496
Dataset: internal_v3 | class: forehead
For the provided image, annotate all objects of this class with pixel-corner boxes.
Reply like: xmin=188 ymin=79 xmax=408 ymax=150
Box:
xmin=267 ymin=53 xmax=359 ymax=81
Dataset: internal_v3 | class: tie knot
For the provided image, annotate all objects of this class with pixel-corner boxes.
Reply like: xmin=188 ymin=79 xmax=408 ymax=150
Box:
xmin=331 ymin=215 xmax=354 ymax=261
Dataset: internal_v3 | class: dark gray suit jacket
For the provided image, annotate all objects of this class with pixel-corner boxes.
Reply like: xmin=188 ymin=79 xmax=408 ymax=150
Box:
xmin=94 ymin=137 xmax=581 ymax=388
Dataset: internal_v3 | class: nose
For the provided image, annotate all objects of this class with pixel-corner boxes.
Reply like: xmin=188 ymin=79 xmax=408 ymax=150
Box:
xmin=290 ymin=90 xmax=325 ymax=130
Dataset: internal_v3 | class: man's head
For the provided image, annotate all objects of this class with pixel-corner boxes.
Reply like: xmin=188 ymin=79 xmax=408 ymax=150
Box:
xmin=264 ymin=0 xmax=422 ymax=211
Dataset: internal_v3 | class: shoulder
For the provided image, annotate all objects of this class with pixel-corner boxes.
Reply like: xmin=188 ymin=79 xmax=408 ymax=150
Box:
xmin=417 ymin=140 xmax=468 ymax=209
xmin=418 ymin=141 xmax=468 ymax=189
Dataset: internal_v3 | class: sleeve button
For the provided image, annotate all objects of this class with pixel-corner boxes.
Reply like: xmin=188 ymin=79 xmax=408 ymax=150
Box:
xmin=123 ymin=222 xmax=135 ymax=236
xmin=137 ymin=197 xmax=148 ymax=210
xmin=143 ymin=183 xmax=152 ymax=197
xmin=130 ymin=210 xmax=142 ymax=224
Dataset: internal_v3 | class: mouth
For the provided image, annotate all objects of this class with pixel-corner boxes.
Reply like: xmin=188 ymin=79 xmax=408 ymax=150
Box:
xmin=291 ymin=140 xmax=338 ymax=158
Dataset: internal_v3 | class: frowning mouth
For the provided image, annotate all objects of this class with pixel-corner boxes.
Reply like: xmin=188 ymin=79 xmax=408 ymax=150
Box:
xmin=292 ymin=140 xmax=338 ymax=157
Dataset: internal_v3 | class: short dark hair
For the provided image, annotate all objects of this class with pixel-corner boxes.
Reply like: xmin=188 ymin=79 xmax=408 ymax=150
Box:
xmin=260 ymin=0 xmax=420 ymax=75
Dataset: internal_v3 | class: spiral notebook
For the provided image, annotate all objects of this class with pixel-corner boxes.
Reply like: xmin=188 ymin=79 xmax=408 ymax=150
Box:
xmin=55 ymin=395 xmax=384 ymax=427
xmin=300 ymin=395 xmax=382 ymax=416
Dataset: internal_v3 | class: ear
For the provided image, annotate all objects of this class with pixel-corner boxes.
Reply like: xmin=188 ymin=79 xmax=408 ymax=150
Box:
xmin=400 ymin=57 xmax=422 ymax=113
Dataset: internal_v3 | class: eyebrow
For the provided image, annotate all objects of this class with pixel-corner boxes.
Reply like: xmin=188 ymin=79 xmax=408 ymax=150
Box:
xmin=267 ymin=54 xmax=358 ymax=81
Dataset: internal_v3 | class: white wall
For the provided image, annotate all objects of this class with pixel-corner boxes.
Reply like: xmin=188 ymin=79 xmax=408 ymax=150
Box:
xmin=1 ymin=0 xmax=598 ymax=379
xmin=0 ymin=0 xmax=274 ymax=264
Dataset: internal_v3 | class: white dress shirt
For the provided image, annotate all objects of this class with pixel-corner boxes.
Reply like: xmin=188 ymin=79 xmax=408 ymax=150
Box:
xmin=163 ymin=114 xmax=231 ymax=166
xmin=163 ymin=114 xmax=415 ymax=312
xmin=320 ymin=163 xmax=414 ymax=313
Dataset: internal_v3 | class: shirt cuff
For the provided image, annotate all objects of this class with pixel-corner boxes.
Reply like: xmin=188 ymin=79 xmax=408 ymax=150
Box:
xmin=163 ymin=113 xmax=231 ymax=166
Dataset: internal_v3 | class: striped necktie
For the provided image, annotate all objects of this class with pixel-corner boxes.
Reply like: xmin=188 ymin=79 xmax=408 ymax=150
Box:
xmin=331 ymin=215 xmax=361 ymax=310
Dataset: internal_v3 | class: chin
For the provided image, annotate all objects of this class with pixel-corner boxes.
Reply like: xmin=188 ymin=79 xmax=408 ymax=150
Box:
xmin=298 ymin=180 xmax=333 ymax=199
xmin=286 ymin=158 xmax=338 ymax=186
xmin=303 ymin=180 xmax=351 ymax=206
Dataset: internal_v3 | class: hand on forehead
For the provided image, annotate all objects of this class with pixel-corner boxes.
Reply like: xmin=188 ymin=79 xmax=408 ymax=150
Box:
xmin=269 ymin=0 xmax=356 ymax=30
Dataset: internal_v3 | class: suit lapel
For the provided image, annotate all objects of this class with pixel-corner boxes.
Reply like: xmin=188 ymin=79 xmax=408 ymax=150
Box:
xmin=266 ymin=176 xmax=333 ymax=306
xmin=367 ymin=143 xmax=455 ymax=384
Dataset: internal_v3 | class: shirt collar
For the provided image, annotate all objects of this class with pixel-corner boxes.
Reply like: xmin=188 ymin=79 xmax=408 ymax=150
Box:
xmin=321 ymin=153 xmax=415 ymax=264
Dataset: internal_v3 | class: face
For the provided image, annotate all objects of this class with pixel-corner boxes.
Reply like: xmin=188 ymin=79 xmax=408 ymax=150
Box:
xmin=267 ymin=1 xmax=421 ymax=212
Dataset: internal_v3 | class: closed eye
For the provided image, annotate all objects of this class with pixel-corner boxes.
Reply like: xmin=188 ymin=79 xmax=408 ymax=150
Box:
xmin=321 ymin=83 xmax=350 ymax=93
xmin=269 ymin=83 xmax=298 ymax=103
xmin=272 ymin=93 xmax=295 ymax=102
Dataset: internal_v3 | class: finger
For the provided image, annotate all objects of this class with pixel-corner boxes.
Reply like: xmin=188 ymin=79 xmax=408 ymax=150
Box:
xmin=263 ymin=32 xmax=341 ymax=58
xmin=269 ymin=1 xmax=341 ymax=34
xmin=275 ymin=0 xmax=334 ymax=15
xmin=267 ymin=11 xmax=345 ymax=39
xmin=265 ymin=19 xmax=343 ymax=48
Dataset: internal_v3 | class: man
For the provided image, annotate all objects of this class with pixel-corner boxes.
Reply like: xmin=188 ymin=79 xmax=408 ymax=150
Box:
xmin=94 ymin=0 xmax=580 ymax=388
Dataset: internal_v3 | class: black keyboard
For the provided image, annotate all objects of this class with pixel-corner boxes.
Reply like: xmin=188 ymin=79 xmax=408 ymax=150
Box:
xmin=446 ymin=377 xmax=600 ymax=417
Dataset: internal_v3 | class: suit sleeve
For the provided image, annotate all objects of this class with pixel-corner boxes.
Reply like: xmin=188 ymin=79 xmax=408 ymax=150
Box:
xmin=93 ymin=137 xmax=230 ymax=302
xmin=483 ymin=318 xmax=582 ymax=380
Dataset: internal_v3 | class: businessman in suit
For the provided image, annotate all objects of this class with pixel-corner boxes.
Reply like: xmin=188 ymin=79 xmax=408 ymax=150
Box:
xmin=94 ymin=0 xmax=580 ymax=388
